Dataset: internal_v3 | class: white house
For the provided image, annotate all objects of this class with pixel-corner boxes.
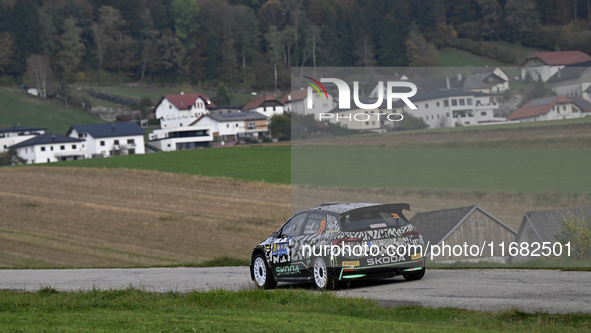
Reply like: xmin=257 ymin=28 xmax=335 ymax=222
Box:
xmin=10 ymin=133 xmax=86 ymax=164
xmin=241 ymin=95 xmax=285 ymax=117
xmin=154 ymin=93 xmax=216 ymax=129
xmin=281 ymin=87 xmax=337 ymax=118
xmin=403 ymin=89 xmax=502 ymax=128
xmin=326 ymin=99 xmax=403 ymax=132
xmin=507 ymin=96 xmax=583 ymax=122
xmin=520 ymin=51 xmax=591 ymax=82
xmin=192 ymin=112 xmax=270 ymax=142
xmin=149 ymin=122 xmax=212 ymax=152
xmin=0 ymin=125 xmax=46 ymax=153
xmin=67 ymin=122 xmax=146 ymax=158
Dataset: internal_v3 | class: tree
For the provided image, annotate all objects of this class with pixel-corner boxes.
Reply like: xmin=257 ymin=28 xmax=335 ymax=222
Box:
xmin=265 ymin=25 xmax=283 ymax=90
xmin=55 ymin=18 xmax=85 ymax=80
xmin=170 ymin=0 xmax=200 ymax=50
xmin=478 ymin=0 xmax=500 ymax=41
xmin=0 ymin=148 xmax=25 ymax=165
xmin=505 ymin=0 xmax=540 ymax=41
xmin=38 ymin=6 xmax=58 ymax=56
xmin=26 ymin=55 xmax=52 ymax=101
xmin=0 ymin=33 xmax=13 ymax=73
xmin=270 ymin=113 xmax=291 ymax=138
xmin=92 ymin=6 xmax=126 ymax=72
xmin=405 ymin=25 xmax=438 ymax=67
xmin=213 ymin=82 xmax=231 ymax=105
xmin=556 ymin=214 xmax=591 ymax=259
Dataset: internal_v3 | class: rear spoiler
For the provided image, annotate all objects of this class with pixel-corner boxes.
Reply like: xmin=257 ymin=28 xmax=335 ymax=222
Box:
xmin=344 ymin=203 xmax=411 ymax=215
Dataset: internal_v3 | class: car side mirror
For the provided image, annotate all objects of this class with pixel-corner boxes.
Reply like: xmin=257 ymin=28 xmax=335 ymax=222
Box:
xmin=271 ymin=232 xmax=279 ymax=238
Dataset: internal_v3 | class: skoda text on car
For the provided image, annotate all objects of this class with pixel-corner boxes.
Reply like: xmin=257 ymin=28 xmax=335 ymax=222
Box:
xmin=250 ymin=203 xmax=425 ymax=290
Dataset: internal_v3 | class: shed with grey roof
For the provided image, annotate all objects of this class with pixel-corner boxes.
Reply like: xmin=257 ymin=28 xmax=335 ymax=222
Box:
xmin=509 ymin=207 xmax=591 ymax=263
xmin=409 ymin=205 xmax=516 ymax=262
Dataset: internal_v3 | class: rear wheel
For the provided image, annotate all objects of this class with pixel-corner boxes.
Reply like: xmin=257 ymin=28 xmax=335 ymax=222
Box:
xmin=312 ymin=257 xmax=336 ymax=290
xmin=252 ymin=254 xmax=277 ymax=289
xmin=403 ymin=267 xmax=426 ymax=281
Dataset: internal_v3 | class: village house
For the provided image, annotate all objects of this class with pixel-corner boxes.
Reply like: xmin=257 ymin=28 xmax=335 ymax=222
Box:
xmin=241 ymin=95 xmax=285 ymax=117
xmin=409 ymin=205 xmax=517 ymax=263
xmin=520 ymin=51 xmax=591 ymax=82
xmin=10 ymin=133 xmax=86 ymax=164
xmin=67 ymin=123 xmax=146 ymax=158
xmin=192 ymin=112 xmax=270 ymax=142
xmin=0 ymin=125 xmax=45 ymax=153
xmin=546 ymin=61 xmax=591 ymax=101
xmin=510 ymin=207 xmax=591 ymax=263
xmin=325 ymin=98 xmax=403 ymax=132
xmin=154 ymin=93 xmax=216 ymax=129
xmin=507 ymin=96 xmax=585 ymax=122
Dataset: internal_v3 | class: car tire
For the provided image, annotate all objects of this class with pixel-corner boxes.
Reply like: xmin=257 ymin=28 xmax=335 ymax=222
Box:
xmin=403 ymin=267 xmax=426 ymax=281
xmin=252 ymin=254 xmax=277 ymax=289
xmin=312 ymin=257 xmax=336 ymax=290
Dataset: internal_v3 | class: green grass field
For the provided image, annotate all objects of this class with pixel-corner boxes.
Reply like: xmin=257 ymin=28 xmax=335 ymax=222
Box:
xmin=45 ymin=146 xmax=291 ymax=184
xmin=292 ymin=147 xmax=591 ymax=193
xmin=86 ymin=85 xmax=258 ymax=107
xmin=0 ymin=88 xmax=105 ymax=134
xmin=1 ymin=288 xmax=589 ymax=332
xmin=438 ymin=47 xmax=511 ymax=68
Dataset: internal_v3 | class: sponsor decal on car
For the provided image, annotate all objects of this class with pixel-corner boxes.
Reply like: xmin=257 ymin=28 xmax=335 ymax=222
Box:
xmin=342 ymin=261 xmax=360 ymax=267
xmin=367 ymin=255 xmax=406 ymax=266
xmin=370 ymin=223 xmax=387 ymax=228
xmin=276 ymin=265 xmax=301 ymax=275
xmin=272 ymin=243 xmax=288 ymax=255
xmin=411 ymin=253 xmax=423 ymax=260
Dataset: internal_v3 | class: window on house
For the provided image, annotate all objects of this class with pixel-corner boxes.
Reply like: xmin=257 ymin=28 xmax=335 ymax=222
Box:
xmin=47 ymin=159 xmax=50 ymax=163
xmin=226 ymin=124 xmax=229 ymax=128
xmin=437 ymin=114 xmax=440 ymax=119
xmin=72 ymin=145 xmax=76 ymax=149
xmin=365 ymin=122 xmax=369 ymax=125
xmin=436 ymin=102 xmax=440 ymax=107
xmin=51 ymin=146 xmax=54 ymax=151
xmin=169 ymin=105 xmax=172 ymax=109
xmin=60 ymin=145 xmax=65 ymax=150
xmin=444 ymin=100 xmax=449 ymax=107
xmin=459 ymin=99 xmax=465 ymax=106
xmin=25 ymin=148 xmax=27 ymax=153
xmin=41 ymin=147 xmax=45 ymax=152
xmin=78 ymin=134 xmax=84 ymax=138
xmin=100 ymin=141 xmax=105 ymax=146
xmin=563 ymin=106 xmax=566 ymax=111
xmin=481 ymin=111 xmax=487 ymax=116
xmin=372 ymin=121 xmax=375 ymax=125
xmin=451 ymin=99 xmax=457 ymax=106
xmin=323 ymin=103 xmax=328 ymax=107
xmin=236 ymin=124 xmax=239 ymax=127
xmin=127 ymin=139 xmax=135 ymax=144
xmin=431 ymin=115 xmax=434 ymax=119
xmin=273 ymin=106 xmax=276 ymax=111
xmin=425 ymin=103 xmax=429 ymax=108
xmin=467 ymin=98 xmax=473 ymax=105
xmin=114 ymin=140 xmax=119 ymax=145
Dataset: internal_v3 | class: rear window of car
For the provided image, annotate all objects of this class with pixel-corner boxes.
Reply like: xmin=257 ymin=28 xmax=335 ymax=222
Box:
xmin=339 ymin=209 xmax=408 ymax=232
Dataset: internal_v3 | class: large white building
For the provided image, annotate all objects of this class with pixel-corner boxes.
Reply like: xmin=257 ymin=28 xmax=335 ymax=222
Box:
xmin=67 ymin=123 xmax=146 ymax=158
xmin=11 ymin=133 xmax=86 ymax=164
xmin=403 ymin=89 xmax=502 ymax=128
xmin=507 ymin=96 xmax=586 ymax=122
xmin=154 ymin=93 xmax=216 ymax=129
xmin=194 ymin=112 xmax=270 ymax=141
xmin=0 ymin=125 xmax=46 ymax=153
xmin=547 ymin=61 xmax=591 ymax=101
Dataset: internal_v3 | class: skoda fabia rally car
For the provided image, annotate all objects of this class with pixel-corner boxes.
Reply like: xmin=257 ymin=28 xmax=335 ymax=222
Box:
xmin=250 ymin=203 xmax=425 ymax=290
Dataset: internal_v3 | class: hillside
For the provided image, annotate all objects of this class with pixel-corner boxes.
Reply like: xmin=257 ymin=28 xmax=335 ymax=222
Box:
xmin=0 ymin=88 xmax=104 ymax=134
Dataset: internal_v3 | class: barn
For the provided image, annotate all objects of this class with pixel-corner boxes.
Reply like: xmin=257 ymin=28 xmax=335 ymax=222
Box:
xmin=409 ymin=205 xmax=516 ymax=262
xmin=509 ymin=207 xmax=591 ymax=263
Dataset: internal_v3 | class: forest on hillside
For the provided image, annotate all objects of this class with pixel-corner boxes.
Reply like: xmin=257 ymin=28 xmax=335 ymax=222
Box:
xmin=1 ymin=0 xmax=591 ymax=92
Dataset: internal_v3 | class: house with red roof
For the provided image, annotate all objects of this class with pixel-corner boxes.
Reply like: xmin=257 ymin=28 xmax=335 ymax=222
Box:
xmin=280 ymin=87 xmax=336 ymax=118
xmin=520 ymin=51 xmax=591 ymax=82
xmin=154 ymin=92 xmax=216 ymax=129
xmin=507 ymin=96 xmax=583 ymax=122
xmin=241 ymin=95 xmax=285 ymax=117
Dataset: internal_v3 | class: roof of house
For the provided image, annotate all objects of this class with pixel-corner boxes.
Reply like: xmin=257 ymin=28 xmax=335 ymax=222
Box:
xmin=507 ymin=96 xmax=573 ymax=120
xmin=546 ymin=61 xmax=591 ymax=83
xmin=409 ymin=88 xmax=489 ymax=102
xmin=409 ymin=205 xmax=515 ymax=246
xmin=67 ymin=123 xmax=146 ymax=138
xmin=10 ymin=133 xmax=83 ymax=148
xmin=471 ymin=66 xmax=502 ymax=75
xmin=521 ymin=207 xmax=591 ymax=242
xmin=241 ymin=96 xmax=284 ymax=110
xmin=462 ymin=72 xmax=506 ymax=90
xmin=207 ymin=112 xmax=269 ymax=122
xmin=0 ymin=125 xmax=46 ymax=134
xmin=523 ymin=51 xmax=591 ymax=66
xmin=280 ymin=89 xmax=308 ymax=103
xmin=569 ymin=96 xmax=591 ymax=112
xmin=157 ymin=93 xmax=216 ymax=110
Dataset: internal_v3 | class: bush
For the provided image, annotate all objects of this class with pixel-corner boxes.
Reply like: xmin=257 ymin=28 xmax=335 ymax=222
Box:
xmin=278 ymin=135 xmax=290 ymax=141
xmin=262 ymin=137 xmax=273 ymax=143
xmin=556 ymin=214 xmax=591 ymax=259
xmin=395 ymin=112 xmax=428 ymax=131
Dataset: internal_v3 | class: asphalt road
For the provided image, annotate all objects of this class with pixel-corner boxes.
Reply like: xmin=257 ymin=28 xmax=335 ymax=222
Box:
xmin=1 ymin=267 xmax=589 ymax=314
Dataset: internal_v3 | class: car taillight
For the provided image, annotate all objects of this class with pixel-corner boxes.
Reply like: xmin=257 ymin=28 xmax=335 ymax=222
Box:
xmin=402 ymin=230 xmax=419 ymax=239
xmin=332 ymin=238 xmax=362 ymax=246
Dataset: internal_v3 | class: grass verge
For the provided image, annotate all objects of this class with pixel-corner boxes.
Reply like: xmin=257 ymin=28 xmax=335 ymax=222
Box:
xmin=0 ymin=288 xmax=589 ymax=332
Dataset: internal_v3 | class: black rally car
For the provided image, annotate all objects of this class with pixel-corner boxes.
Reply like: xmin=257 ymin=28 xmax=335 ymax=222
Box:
xmin=250 ymin=203 xmax=425 ymax=290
